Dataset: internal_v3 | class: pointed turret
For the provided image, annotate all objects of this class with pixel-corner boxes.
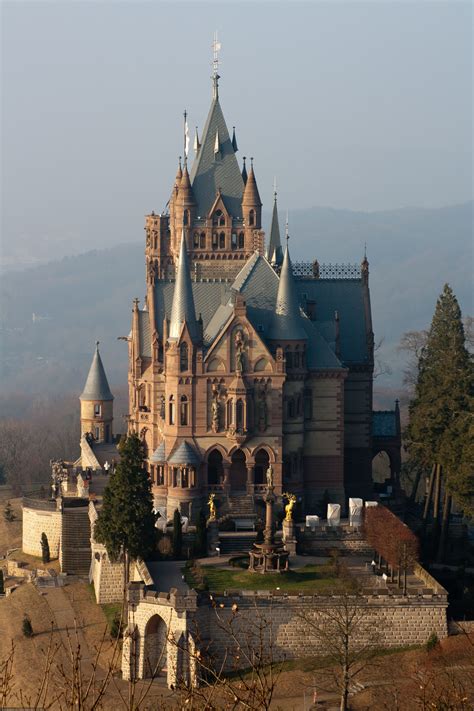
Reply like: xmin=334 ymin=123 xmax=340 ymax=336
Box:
xmin=169 ymin=231 xmax=198 ymax=341
xmin=80 ymin=343 xmax=114 ymax=402
xmin=241 ymin=156 xmax=248 ymax=184
xmin=271 ymin=245 xmax=307 ymax=341
xmin=179 ymin=164 xmax=196 ymax=208
xmin=232 ymin=126 xmax=238 ymax=152
xmin=266 ymin=190 xmax=283 ymax=266
xmin=80 ymin=343 xmax=114 ymax=444
xmin=194 ymin=127 xmax=201 ymax=153
xmin=242 ymin=159 xmax=262 ymax=228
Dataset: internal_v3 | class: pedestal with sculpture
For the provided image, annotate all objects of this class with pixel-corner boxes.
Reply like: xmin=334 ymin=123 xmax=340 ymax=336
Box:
xmin=282 ymin=493 xmax=297 ymax=555
xmin=206 ymin=493 xmax=219 ymax=556
xmin=248 ymin=466 xmax=290 ymax=574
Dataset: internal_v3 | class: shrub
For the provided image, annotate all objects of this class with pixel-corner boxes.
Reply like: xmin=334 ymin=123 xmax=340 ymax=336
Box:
xmin=110 ymin=612 xmax=123 ymax=639
xmin=172 ymin=509 xmax=182 ymax=559
xmin=4 ymin=501 xmax=15 ymax=522
xmin=22 ymin=615 xmax=33 ymax=638
xmin=426 ymin=632 xmax=439 ymax=652
xmin=41 ymin=532 xmax=50 ymax=564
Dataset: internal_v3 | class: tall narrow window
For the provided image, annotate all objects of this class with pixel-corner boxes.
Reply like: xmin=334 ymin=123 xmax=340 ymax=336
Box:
xmin=94 ymin=426 xmax=100 ymax=440
xmin=105 ymin=424 xmax=110 ymax=442
xmin=169 ymin=395 xmax=175 ymax=425
xmin=226 ymin=399 xmax=233 ymax=428
xmin=180 ymin=342 xmax=188 ymax=372
xmin=304 ymin=388 xmax=312 ymax=420
xmin=193 ymin=232 xmax=199 ymax=248
xmin=183 ymin=210 xmax=189 ymax=225
xmin=238 ymin=232 xmax=245 ymax=248
xmin=231 ymin=232 xmax=237 ymax=249
xmin=180 ymin=395 xmax=189 ymax=426
xmin=94 ymin=404 xmax=101 ymax=417
xmin=200 ymin=232 xmax=206 ymax=248
xmin=236 ymin=399 xmax=244 ymax=431
xmin=219 ymin=232 xmax=225 ymax=248
xmin=212 ymin=232 xmax=218 ymax=248
xmin=249 ymin=210 xmax=255 ymax=226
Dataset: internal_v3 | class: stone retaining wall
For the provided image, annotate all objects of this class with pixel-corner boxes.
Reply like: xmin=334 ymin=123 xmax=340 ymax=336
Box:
xmin=22 ymin=504 xmax=62 ymax=558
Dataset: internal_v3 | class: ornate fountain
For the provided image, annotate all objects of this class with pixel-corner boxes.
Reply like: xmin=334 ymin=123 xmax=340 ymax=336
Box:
xmin=248 ymin=465 xmax=290 ymax=573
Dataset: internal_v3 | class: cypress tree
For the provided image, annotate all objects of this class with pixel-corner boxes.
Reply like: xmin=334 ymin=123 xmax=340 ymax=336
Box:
xmin=172 ymin=508 xmax=183 ymax=559
xmin=40 ymin=532 xmax=50 ymax=564
xmin=407 ymin=285 xmax=473 ymax=542
xmin=194 ymin=510 xmax=207 ymax=558
xmin=0 ymin=569 xmax=4 ymax=595
xmin=94 ymin=433 xmax=156 ymax=599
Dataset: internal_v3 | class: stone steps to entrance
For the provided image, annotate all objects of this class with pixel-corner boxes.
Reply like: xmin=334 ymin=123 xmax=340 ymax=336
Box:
xmin=218 ymin=533 xmax=256 ymax=555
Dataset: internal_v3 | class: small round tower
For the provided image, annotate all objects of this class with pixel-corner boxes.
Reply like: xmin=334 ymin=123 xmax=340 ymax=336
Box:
xmin=80 ymin=342 xmax=114 ymax=443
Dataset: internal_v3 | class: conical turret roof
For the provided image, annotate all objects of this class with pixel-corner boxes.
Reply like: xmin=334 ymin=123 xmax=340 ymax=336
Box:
xmin=169 ymin=231 xmax=198 ymax=341
xmin=242 ymin=163 xmax=262 ymax=207
xmin=80 ymin=344 xmax=114 ymax=401
xmin=266 ymin=193 xmax=283 ymax=266
xmin=271 ymin=245 xmax=307 ymax=341
xmin=179 ymin=165 xmax=196 ymax=206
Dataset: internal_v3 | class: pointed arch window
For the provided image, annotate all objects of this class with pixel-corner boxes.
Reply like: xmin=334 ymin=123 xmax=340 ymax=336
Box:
xmin=231 ymin=232 xmax=237 ymax=249
xmin=169 ymin=395 xmax=175 ymax=425
xmin=180 ymin=342 xmax=189 ymax=372
xmin=226 ymin=399 xmax=233 ymax=428
xmin=238 ymin=232 xmax=245 ymax=248
xmin=236 ymin=399 xmax=244 ymax=431
xmin=193 ymin=232 xmax=199 ymax=248
xmin=212 ymin=232 xmax=218 ymax=249
xmin=200 ymin=232 xmax=206 ymax=248
xmin=212 ymin=209 xmax=225 ymax=227
xmin=219 ymin=232 xmax=225 ymax=249
xmin=249 ymin=210 xmax=255 ymax=226
xmin=180 ymin=395 xmax=189 ymax=426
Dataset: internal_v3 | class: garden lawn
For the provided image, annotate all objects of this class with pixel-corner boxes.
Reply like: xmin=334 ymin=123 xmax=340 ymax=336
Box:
xmin=186 ymin=563 xmax=344 ymax=593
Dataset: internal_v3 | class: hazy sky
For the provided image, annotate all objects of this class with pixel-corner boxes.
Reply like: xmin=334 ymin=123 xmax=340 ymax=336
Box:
xmin=1 ymin=1 xmax=472 ymax=265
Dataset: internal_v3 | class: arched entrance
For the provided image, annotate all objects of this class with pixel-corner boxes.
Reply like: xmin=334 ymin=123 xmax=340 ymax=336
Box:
xmin=372 ymin=451 xmax=391 ymax=484
xmin=254 ymin=449 xmax=270 ymax=486
xmin=144 ymin=614 xmax=167 ymax=678
xmin=207 ymin=449 xmax=223 ymax=486
xmin=230 ymin=449 xmax=247 ymax=491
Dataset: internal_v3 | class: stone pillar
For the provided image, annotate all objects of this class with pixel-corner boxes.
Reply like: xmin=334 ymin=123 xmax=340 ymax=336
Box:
xmin=207 ymin=519 xmax=219 ymax=556
xmin=282 ymin=519 xmax=297 ymax=556
xmin=246 ymin=464 xmax=254 ymax=495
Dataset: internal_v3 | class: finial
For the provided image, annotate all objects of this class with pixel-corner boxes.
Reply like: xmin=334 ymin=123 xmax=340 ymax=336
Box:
xmin=364 ymin=241 xmax=367 ymax=261
xmin=273 ymin=176 xmax=277 ymax=199
xmin=183 ymin=110 xmax=189 ymax=162
xmin=179 ymin=155 xmax=182 ymax=170
xmin=211 ymin=31 xmax=221 ymax=99
xmin=96 ymin=341 xmax=100 ymax=351
xmin=250 ymin=156 xmax=254 ymax=168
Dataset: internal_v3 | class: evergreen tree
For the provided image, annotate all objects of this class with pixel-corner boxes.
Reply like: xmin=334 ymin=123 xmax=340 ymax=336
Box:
xmin=407 ymin=285 xmax=473 ymax=533
xmin=3 ymin=501 xmax=14 ymax=522
xmin=22 ymin=614 xmax=33 ymax=638
xmin=0 ymin=464 xmax=6 ymax=485
xmin=194 ymin=510 xmax=207 ymax=558
xmin=94 ymin=433 xmax=156 ymax=597
xmin=172 ymin=508 xmax=183 ymax=559
xmin=40 ymin=532 xmax=50 ymax=564
xmin=0 ymin=568 xmax=4 ymax=595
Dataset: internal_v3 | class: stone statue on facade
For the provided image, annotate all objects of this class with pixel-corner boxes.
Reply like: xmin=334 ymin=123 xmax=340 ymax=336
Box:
xmin=235 ymin=331 xmax=245 ymax=374
xmin=211 ymin=389 xmax=220 ymax=433
xmin=265 ymin=464 xmax=274 ymax=491
xmin=208 ymin=493 xmax=217 ymax=522
xmin=283 ymin=492 xmax=297 ymax=522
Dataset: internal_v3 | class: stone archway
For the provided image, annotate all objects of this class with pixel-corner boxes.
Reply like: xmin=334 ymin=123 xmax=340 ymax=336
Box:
xmin=207 ymin=449 xmax=224 ymax=486
xmin=144 ymin=614 xmax=168 ymax=678
xmin=254 ymin=449 xmax=270 ymax=486
xmin=230 ymin=449 xmax=247 ymax=492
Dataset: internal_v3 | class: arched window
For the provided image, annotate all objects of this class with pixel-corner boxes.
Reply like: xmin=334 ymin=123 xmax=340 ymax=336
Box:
xmin=226 ymin=399 xmax=233 ymax=428
xmin=200 ymin=232 xmax=206 ymax=248
xmin=193 ymin=232 xmax=199 ymax=248
xmin=219 ymin=232 xmax=225 ymax=249
xmin=169 ymin=395 xmax=175 ymax=425
xmin=249 ymin=210 xmax=255 ymax=226
xmin=180 ymin=342 xmax=188 ymax=372
xmin=238 ymin=232 xmax=245 ymax=248
xmin=180 ymin=396 xmax=189 ymax=426
xmin=231 ymin=232 xmax=237 ymax=249
xmin=285 ymin=347 xmax=293 ymax=369
xmin=212 ymin=209 xmax=225 ymax=227
xmin=236 ymin=399 xmax=244 ymax=431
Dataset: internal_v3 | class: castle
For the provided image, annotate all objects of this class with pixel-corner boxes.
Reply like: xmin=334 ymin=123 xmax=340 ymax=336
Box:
xmin=115 ymin=66 xmax=382 ymax=525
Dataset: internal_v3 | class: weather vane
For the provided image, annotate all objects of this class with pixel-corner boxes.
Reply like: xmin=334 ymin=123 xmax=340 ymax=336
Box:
xmin=212 ymin=31 xmax=221 ymax=98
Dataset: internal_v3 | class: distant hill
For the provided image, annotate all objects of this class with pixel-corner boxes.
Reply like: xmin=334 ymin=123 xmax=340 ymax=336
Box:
xmin=0 ymin=202 xmax=471 ymax=403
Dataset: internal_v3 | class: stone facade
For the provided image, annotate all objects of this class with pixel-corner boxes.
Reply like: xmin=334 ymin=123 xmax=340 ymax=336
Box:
xmin=22 ymin=499 xmax=62 ymax=558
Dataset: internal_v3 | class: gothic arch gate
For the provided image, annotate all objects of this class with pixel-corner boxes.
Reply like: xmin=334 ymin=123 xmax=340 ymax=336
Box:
xmin=230 ymin=449 xmax=247 ymax=492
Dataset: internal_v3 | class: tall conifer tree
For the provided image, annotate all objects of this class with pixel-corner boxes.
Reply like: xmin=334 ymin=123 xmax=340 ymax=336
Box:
xmin=407 ymin=285 xmax=473 ymax=534
xmin=94 ymin=433 xmax=156 ymax=597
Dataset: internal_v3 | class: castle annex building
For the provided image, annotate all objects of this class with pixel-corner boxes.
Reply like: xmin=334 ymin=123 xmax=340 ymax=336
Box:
xmin=126 ymin=69 xmax=379 ymax=523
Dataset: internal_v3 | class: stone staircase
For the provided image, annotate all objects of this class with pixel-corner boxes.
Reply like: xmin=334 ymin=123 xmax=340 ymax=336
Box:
xmin=60 ymin=506 xmax=91 ymax=576
xmin=226 ymin=494 xmax=257 ymax=518
xmin=218 ymin=533 xmax=256 ymax=555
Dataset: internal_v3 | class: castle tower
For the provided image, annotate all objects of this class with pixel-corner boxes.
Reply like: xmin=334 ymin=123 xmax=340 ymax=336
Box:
xmin=80 ymin=343 xmax=114 ymax=444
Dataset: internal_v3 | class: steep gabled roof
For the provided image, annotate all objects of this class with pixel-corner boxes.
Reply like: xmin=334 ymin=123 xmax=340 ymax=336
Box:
xmin=190 ymin=96 xmax=244 ymax=218
xmin=169 ymin=231 xmax=198 ymax=341
xmin=80 ymin=344 xmax=114 ymax=401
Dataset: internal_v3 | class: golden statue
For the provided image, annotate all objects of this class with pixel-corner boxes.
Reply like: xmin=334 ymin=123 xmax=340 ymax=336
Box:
xmin=208 ymin=493 xmax=217 ymax=521
xmin=283 ymin=492 xmax=297 ymax=522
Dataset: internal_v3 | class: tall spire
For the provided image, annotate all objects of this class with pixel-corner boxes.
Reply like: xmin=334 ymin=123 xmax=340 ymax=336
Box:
xmin=80 ymin=343 xmax=114 ymax=401
xmin=212 ymin=31 xmax=221 ymax=99
xmin=266 ymin=183 xmax=283 ymax=266
xmin=169 ymin=230 xmax=198 ymax=341
xmin=271 ymin=244 xmax=307 ymax=341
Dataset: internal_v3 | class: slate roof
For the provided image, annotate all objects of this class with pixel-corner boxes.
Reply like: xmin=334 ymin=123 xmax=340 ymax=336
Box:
xmin=167 ymin=441 xmax=201 ymax=466
xmin=80 ymin=345 xmax=114 ymax=401
xmin=189 ymin=96 xmax=244 ymax=218
xmin=373 ymin=412 xmax=398 ymax=437
xmin=169 ymin=232 xmax=198 ymax=341
xmin=271 ymin=246 xmax=308 ymax=341
xmin=139 ymin=254 xmax=369 ymax=369
xmin=266 ymin=197 xmax=283 ymax=266
xmin=150 ymin=441 xmax=166 ymax=463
